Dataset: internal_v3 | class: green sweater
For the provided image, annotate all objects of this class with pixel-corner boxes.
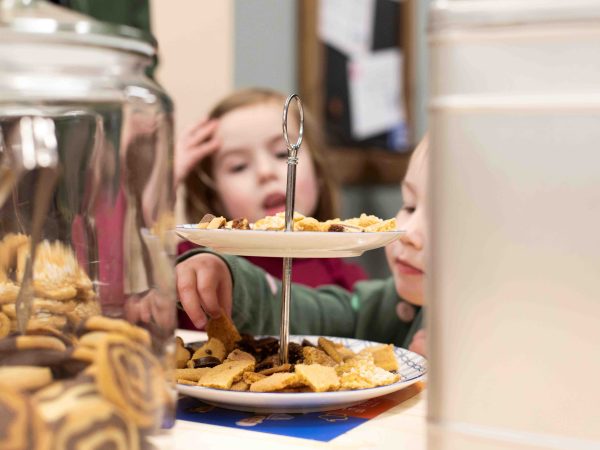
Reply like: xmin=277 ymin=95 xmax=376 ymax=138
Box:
xmin=178 ymin=250 xmax=423 ymax=349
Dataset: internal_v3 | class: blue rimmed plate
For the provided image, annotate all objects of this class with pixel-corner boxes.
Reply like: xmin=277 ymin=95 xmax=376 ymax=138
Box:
xmin=177 ymin=335 xmax=426 ymax=414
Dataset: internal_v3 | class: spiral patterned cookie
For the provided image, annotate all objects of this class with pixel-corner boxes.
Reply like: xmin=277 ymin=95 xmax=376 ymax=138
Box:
xmin=96 ymin=334 xmax=166 ymax=428
xmin=35 ymin=379 xmax=139 ymax=450
xmin=0 ymin=383 xmax=50 ymax=450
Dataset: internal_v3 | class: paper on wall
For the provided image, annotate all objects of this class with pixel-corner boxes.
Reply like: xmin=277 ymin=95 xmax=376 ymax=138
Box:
xmin=318 ymin=0 xmax=376 ymax=56
xmin=348 ymin=48 xmax=406 ymax=141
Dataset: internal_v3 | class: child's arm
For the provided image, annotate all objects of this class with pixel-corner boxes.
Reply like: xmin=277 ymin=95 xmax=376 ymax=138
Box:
xmin=176 ymin=250 xmax=357 ymax=337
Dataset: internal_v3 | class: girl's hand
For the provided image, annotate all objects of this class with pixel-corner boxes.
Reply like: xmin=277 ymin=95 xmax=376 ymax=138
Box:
xmin=176 ymin=253 xmax=233 ymax=329
xmin=174 ymin=118 xmax=220 ymax=187
xmin=408 ymin=329 xmax=427 ymax=357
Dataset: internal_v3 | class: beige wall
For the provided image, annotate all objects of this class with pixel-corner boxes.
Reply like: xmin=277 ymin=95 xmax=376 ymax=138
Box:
xmin=151 ymin=0 xmax=234 ymax=137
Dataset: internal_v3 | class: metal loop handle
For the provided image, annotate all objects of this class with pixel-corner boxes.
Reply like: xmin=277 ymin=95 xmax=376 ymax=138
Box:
xmin=282 ymin=94 xmax=304 ymax=155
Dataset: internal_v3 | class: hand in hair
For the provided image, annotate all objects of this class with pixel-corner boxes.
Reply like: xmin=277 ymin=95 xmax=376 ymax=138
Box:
xmin=174 ymin=117 xmax=221 ymax=187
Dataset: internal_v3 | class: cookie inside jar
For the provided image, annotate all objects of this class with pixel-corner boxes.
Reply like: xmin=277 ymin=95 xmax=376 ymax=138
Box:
xmin=0 ymin=234 xmax=175 ymax=449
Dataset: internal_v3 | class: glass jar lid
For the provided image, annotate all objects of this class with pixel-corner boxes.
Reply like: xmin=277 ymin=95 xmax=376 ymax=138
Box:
xmin=0 ymin=0 xmax=155 ymax=56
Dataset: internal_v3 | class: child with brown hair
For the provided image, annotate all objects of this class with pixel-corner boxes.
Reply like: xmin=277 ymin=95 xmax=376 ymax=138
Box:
xmin=175 ymin=88 xmax=368 ymax=328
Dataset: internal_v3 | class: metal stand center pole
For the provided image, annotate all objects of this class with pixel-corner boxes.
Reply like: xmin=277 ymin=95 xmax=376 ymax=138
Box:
xmin=279 ymin=94 xmax=304 ymax=364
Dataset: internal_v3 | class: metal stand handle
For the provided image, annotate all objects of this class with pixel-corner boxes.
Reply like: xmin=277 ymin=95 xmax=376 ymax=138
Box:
xmin=279 ymin=94 xmax=303 ymax=364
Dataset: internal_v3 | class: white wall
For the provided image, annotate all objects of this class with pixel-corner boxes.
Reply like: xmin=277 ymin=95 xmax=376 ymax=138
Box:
xmin=151 ymin=0 xmax=234 ymax=137
xmin=234 ymin=0 xmax=297 ymax=94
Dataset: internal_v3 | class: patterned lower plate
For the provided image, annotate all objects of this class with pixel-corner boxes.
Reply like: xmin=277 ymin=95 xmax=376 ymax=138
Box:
xmin=177 ymin=335 xmax=427 ymax=414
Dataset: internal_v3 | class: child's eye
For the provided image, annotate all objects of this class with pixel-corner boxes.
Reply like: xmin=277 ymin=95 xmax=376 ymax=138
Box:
xmin=229 ymin=163 xmax=247 ymax=173
xmin=402 ymin=205 xmax=416 ymax=214
xmin=275 ymin=150 xmax=288 ymax=159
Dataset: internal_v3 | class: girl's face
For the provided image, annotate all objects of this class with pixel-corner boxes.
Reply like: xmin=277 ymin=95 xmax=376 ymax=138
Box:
xmin=385 ymin=141 xmax=428 ymax=306
xmin=211 ymin=102 xmax=319 ymax=223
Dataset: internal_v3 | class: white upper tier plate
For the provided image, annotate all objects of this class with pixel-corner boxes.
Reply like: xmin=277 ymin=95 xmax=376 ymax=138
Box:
xmin=177 ymin=335 xmax=427 ymax=414
xmin=175 ymin=226 xmax=403 ymax=258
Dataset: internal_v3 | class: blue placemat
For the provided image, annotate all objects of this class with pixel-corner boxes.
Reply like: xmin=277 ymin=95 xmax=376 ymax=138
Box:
xmin=176 ymin=385 xmax=423 ymax=442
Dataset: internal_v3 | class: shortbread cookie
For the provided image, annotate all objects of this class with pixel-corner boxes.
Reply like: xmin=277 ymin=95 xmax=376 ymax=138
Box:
xmin=337 ymin=354 xmax=400 ymax=390
xmin=25 ymin=323 xmax=73 ymax=347
xmin=295 ymin=364 xmax=340 ymax=392
xmin=0 ymin=366 xmax=53 ymax=391
xmin=365 ymin=218 xmax=397 ymax=232
xmin=258 ymin=363 xmax=293 ymax=376
xmin=71 ymin=346 xmax=96 ymax=364
xmin=96 ymin=334 xmax=166 ymax=428
xmin=206 ymin=314 xmax=241 ymax=353
xmin=196 ymin=213 xmax=216 ymax=229
xmin=0 ymin=335 xmax=67 ymax=353
xmin=318 ymin=337 xmax=343 ymax=363
xmin=249 ymin=372 xmax=302 ymax=393
xmin=224 ymin=349 xmax=255 ymax=363
xmin=359 ymin=344 xmax=398 ymax=371
xmin=230 ymin=380 xmax=249 ymax=391
xmin=332 ymin=342 xmax=356 ymax=361
xmin=189 ymin=337 xmax=226 ymax=364
xmin=198 ymin=359 xmax=255 ymax=390
xmin=175 ymin=337 xmax=191 ymax=369
xmin=81 ymin=316 xmax=151 ymax=346
xmin=253 ymin=214 xmax=285 ymax=231
xmin=276 ymin=387 xmax=313 ymax=393
xmin=356 ymin=213 xmax=383 ymax=228
xmin=293 ymin=217 xmax=323 ymax=232
xmin=242 ymin=371 xmax=266 ymax=384
xmin=206 ymin=216 xmax=226 ymax=229
xmin=175 ymin=368 xmax=211 ymax=382
xmin=302 ymin=346 xmax=336 ymax=367
xmin=78 ymin=331 xmax=109 ymax=350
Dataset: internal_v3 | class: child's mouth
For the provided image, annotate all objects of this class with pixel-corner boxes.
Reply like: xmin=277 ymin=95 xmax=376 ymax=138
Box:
xmin=262 ymin=193 xmax=287 ymax=216
xmin=395 ymin=258 xmax=423 ymax=275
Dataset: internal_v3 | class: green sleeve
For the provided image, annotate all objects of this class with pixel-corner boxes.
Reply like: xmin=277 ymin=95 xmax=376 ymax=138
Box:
xmin=352 ymin=277 xmax=423 ymax=348
xmin=177 ymin=249 xmax=423 ymax=347
xmin=219 ymin=254 xmax=358 ymax=338
xmin=176 ymin=248 xmax=357 ymax=336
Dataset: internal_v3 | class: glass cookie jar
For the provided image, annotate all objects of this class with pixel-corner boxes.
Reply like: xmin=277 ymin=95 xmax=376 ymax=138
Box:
xmin=0 ymin=1 xmax=176 ymax=448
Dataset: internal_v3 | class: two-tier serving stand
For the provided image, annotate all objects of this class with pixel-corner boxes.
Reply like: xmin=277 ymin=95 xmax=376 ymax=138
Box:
xmin=278 ymin=94 xmax=303 ymax=364
xmin=175 ymin=94 xmax=404 ymax=366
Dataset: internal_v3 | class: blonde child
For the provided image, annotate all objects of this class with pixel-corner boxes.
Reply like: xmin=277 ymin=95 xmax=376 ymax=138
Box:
xmin=176 ymin=137 xmax=429 ymax=352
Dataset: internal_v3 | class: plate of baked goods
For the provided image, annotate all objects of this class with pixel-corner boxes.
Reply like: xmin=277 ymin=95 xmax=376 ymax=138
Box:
xmin=175 ymin=329 xmax=427 ymax=414
xmin=175 ymin=212 xmax=403 ymax=258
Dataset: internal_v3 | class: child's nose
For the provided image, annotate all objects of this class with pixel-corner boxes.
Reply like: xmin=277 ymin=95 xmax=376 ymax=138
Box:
xmin=399 ymin=211 xmax=425 ymax=250
xmin=256 ymin=152 xmax=278 ymax=182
